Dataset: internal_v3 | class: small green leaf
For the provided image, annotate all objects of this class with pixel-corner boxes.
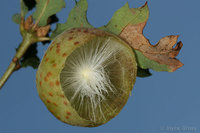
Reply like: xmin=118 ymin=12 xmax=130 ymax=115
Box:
xmin=137 ymin=67 xmax=152 ymax=78
xmin=12 ymin=14 xmax=21 ymax=24
xmin=51 ymin=0 xmax=92 ymax=38
xmin=12 ymin=0 xmax=34 ymax=25
xmin=20 ymin=44 xmax=40 ymax=69
xmin=100 ymin=2 xmax=149 ymax=34
xmin=33 ymin=0 xmax=66 ymax=26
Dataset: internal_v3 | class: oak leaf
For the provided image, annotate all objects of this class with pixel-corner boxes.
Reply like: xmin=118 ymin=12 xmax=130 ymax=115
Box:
xmin=100 ymin=2 xmax=183 ymax=72
xmin=119 ymin=22 xmax=183 ymax=72
xmin=51 ymin=0 xmax=92 ymax=38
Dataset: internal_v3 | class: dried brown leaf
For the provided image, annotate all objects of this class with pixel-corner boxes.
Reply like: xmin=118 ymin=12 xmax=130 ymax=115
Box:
xmin=119 ymin=22 xmax=183 ymax=72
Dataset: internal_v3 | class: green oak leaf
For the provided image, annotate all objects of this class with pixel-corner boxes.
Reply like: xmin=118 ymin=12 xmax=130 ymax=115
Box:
xmin=33 ymin=0 xmax=66 ymax=26
xmin=12 ymin=0 xmax=29 ymax=24
xmin=51 ymin=0 xmax=92 ymax=38
xmin=20 ymin=44 xmax=40 ymax=69
xmin=100 ymin=2 xmax=149 ymax=35
xmin=12 ymin=0 xmax=36 ymax=24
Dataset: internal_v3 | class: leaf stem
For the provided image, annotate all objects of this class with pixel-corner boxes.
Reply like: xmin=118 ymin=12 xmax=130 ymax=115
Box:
xmin=0 ymin=33 xmax=35 ymax=89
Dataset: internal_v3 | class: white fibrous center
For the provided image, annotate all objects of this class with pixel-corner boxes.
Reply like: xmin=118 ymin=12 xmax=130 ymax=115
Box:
xmin=80 ymin=68 xmax=93 ymax=80
xmin=61 ymin=38 xmax=123 ymax=121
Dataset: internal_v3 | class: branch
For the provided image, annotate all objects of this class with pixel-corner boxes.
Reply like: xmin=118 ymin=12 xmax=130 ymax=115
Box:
xmin=0 ymin=31 xmax=51 ymax=89
xmin=0 ymin=33 xmax=35 ymax=89
xmin=0 ymin=58 xmax=19 ymax=89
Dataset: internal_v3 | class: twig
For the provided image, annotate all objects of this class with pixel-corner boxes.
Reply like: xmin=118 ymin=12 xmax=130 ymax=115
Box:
xmin=0 ymin=59 xmax=18 ymax=89
xmin=0 ymin=0 xmax=51 ymax=89
xmin=0 ymin=33 xmax=35 ymax=89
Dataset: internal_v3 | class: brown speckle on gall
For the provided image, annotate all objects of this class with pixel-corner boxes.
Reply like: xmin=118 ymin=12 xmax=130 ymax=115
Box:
xmin=68 ymin=37 xmax=73 ymax=41
xmin=66 ymin=111 xmax=71 ymax=115
xmin=63 ymin=101 xmax=68 ymax=105
xmin=48 ymin=92 xmax=53 ymax=96
xmin=56 ymin=43 xmax=61 ymax=48
xmin=41 ymin=93 xmax=46 ymax=97
xmin=59 ymin=94 xmax=65 ymax=98
xmin=40 ymin=73 xmax=42 ymax=78
xmin=53 ymin=102 xmax=58 ymax=106
xmin=56 ymin=49 xmax=60 ymax=54
xmin=49 ymin=82 xmax=54 ymax=87
xmin=47 ymin=72 xmax=52 ymax=77
xmin=62 ymin=53 xmax=67 ymax=57
xmin=45 ymin=58 xmax=49 ymax=62
xmin=50 ymin=109 xmax=54 ymax=113
xmin=56 ymin=80 xmax=60 ymax=86
xmin=40 ymin=81 xmax=42 ymax=86
xmin=52 ymin=63 xmax=57 ymax=68
xmin=46 ymin=99 xmax=51 ymax=103
xmin=74 ymin=41 xmax=79 ymax=45
xmin=44 ymin=76 xmax=49 ymax=82
xmin=50 ymin=46 xmax=53 ymax=51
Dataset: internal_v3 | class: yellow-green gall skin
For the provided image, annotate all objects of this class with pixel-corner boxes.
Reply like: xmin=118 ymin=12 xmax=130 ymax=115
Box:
xmin=36 ymin=28 xmax=137 ymax=127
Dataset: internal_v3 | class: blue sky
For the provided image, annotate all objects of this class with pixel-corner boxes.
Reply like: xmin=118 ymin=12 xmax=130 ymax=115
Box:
xmin=0 ymin=0 xmax=200 ymax=133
